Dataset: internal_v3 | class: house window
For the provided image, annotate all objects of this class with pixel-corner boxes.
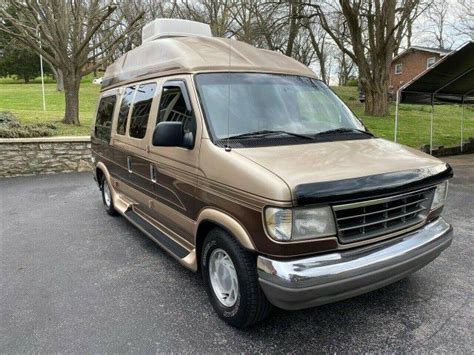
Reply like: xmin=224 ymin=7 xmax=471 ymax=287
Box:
xmin=394 ymin=63 xmax=402 ymax=75
xmin=427 ymin=57 xmax=436 ymax=69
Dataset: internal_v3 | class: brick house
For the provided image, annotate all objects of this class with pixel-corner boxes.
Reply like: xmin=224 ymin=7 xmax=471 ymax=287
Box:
xmin=389 ymin=46 xmax=451 ymax=92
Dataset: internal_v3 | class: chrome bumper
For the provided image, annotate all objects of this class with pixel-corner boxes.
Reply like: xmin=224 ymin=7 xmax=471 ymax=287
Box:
xmin=257 ymin=217 xmax=453 ymax=310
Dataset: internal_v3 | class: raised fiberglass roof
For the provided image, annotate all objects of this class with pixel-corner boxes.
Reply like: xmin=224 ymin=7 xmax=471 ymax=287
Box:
xmin=101 ymin=36 xmax=315 ymax=90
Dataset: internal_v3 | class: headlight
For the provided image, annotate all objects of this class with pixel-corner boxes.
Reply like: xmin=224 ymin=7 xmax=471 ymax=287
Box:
xmin=264 ymin=207 xmax=293 ymax=241
xmin=431 ymin=181 xmax=448 ymax=210
xmin=264 ymin=206 xmax=336 ymax=241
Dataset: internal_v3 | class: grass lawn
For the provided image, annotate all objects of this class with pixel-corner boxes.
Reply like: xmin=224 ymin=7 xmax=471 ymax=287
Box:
xmin=0 ymin=75 xmax=99 ymax=136
xmin=332 ymin=86 xmax=474 ymax=149
xmin=0 ymin=76 xmax=472 ymax=149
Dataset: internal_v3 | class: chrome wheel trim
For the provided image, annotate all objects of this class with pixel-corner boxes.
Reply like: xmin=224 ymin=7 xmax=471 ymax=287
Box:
xmin=209 ymin=248 xmax=239 ymax=307
xmin=103 ymin=180 xmax=112 ymax=207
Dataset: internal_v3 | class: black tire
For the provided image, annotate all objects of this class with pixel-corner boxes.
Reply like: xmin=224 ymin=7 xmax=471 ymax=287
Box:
xmin=100 ymin=176 xmax=119 ymax=216
xmin=201 ymin=228 xmax=272 ymax=328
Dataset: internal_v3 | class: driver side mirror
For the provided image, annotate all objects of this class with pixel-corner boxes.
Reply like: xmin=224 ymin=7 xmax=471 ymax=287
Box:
xmin=152 ymin=121 xmax=194 ymax=149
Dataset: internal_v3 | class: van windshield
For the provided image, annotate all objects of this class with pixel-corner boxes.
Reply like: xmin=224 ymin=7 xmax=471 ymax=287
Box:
xmin=194 ymin=73 xmax=367 ymax=144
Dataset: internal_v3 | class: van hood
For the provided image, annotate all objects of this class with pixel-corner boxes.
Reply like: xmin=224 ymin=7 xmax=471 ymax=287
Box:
xmin=234 ymin=138 xmax=452 ymax=204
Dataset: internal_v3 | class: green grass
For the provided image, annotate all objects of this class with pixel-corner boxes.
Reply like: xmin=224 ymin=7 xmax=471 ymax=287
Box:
xmin=0 ymin=76 xmax=472 ymax=149
xmin=332 ymin=86 xmax=474 ymax=148
xmin=0 ymin=75 xmax=99 ymax=136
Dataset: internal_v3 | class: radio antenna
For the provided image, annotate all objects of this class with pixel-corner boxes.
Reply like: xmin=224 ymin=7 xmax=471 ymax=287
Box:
xmin=225 ymin=34 xmax=232 ymax=152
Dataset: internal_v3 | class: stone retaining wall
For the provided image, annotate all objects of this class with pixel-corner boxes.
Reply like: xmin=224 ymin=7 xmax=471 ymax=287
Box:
xmin=0 ymin=136 xmax=92 ymax=177
xmin=0 ymin=136 xmax=473 ymax=178
xmin=421 ymin=137 xmax=474 ymax=157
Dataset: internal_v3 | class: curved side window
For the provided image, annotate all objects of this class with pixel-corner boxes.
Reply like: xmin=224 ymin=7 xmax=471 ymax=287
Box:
xmin=94 ymin=95 xmax=116 ymax=142
xmin=129 ymin=83 xmax=157 ymax=139
xmin=117 ymin=86 xmax=135 ymax=135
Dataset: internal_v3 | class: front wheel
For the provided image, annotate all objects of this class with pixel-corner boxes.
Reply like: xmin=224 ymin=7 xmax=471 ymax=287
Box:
xmin=201 ymin=228 xmax=272 ymax=328
xmin=100 ymin=176 xmax=118 ymax=216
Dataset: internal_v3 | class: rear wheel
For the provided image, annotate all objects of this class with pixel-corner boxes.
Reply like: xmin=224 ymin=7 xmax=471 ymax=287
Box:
xmin=201 ymin=228 xmax=272 ymax=328
xmin=100 ymin=176 xmax=118 ymax=216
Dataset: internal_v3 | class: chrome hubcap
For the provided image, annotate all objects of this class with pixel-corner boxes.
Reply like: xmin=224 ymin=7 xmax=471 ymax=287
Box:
xmin=103 ymin=181 xmax=111 ymax=207
xmin=209 ymin=248 xmax=239 ymax=307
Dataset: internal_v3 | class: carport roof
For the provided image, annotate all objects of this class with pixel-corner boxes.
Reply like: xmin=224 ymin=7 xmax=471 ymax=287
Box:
xmin=400 ymin=41 xmax=474 ymax=104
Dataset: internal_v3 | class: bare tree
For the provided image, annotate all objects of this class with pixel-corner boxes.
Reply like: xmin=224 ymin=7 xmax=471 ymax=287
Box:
xmin=174 ymin=0 xmax=235 ymax=37
xmin=451 ymin=0 xmax=474 ymax=40
xmin=0 ymin=0 xmax=143 ymax=125
xmin=336 ymin=50 xmax=356 ymax=85
xmin=303 ymin=17 xmax=329 ymax=83
xmin=229 ymin=1 xmax=260 ymax=43
xmin=47 ymin=62 xmax=64 ymax=92
xmin=425 ymin=0 xmax=451 ymax=49
xmin=104 ymin=0 xmax=178 ymax=62
xmin=326 ymin=14 xmax=356 ymax=85
xmin=305 ymin=0 xmax=422 ymax=116
xmin=243 ymin=1 xmax=287 ymax=49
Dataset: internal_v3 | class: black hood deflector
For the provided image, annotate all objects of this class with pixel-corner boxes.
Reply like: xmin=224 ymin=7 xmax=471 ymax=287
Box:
xmin=294 ymin=163 xmax=453 ymax=206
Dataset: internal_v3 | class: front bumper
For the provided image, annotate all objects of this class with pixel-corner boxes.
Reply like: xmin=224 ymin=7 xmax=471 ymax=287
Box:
xmin=257 ymin=217 xmax=453 ymax=310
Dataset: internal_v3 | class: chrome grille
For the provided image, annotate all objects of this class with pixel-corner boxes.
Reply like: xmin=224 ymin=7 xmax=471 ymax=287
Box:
xmin=333 ymin=188 xmax=435 ymax=244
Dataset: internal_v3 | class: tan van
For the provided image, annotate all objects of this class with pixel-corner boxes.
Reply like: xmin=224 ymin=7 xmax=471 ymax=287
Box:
xmin=91 ymin=19 xmax=453 ymax=328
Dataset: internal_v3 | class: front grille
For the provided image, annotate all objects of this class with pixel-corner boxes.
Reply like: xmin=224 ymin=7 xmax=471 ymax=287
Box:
xmin=333 ymin=188 xmax=435 ymax=244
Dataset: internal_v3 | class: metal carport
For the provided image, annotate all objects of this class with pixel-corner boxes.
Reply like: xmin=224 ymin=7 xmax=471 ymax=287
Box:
xmin=394 ymin=41 xmax=474 ymax=154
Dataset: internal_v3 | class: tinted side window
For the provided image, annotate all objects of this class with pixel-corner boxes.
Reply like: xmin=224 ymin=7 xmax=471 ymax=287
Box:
xmin=129 ymin=83 xmax=156 ymax=139
xmin=117 ymin=86 xmax=135 ymax=135
xmin=157 ymin=86 xmax=195 ymax=135
xmin=94 ymin=95 xmax=116 ymax=142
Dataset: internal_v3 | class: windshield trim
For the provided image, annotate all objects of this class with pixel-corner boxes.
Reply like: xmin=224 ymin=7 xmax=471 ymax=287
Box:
xmin=193 ymin=72 xmax=370 ymax=147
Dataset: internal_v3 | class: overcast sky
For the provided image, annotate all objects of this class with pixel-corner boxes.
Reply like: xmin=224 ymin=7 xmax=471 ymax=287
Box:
xmin=321 ymin=0 xmax=473 ymax=84
xmin=411 ymin=0 xmax=473 ymax=50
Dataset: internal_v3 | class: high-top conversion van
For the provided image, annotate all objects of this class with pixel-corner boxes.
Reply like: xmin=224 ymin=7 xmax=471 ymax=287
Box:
xmin=91 ymin=19 xmax=453 ymax=328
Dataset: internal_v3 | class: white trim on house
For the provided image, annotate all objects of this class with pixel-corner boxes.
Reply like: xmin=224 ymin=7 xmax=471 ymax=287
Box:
xmin=393 ymin=46 xmax=451 ymax=62
xmin=395 ymin=63 xmax=403 ymax=75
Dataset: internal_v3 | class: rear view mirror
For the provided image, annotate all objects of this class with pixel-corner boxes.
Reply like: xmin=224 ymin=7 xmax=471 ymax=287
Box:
xmin=152 ymin=122 xmax=194 ymax=149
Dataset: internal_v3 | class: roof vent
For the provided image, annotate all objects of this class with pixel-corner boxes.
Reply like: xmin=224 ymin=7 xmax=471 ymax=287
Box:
xmin=142 ymin=19 xmax=212 ymax=43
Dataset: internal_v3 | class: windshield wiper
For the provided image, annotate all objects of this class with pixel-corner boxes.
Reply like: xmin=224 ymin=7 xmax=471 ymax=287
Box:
xmin=313 ymin=128 xmax=374 ymax=137
xmin=226 ymin=130 xmax=314 ymax=140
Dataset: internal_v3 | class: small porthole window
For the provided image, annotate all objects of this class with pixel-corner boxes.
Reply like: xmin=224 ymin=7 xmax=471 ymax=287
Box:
xmin=395 ymin=63 xmax=402 ymax=75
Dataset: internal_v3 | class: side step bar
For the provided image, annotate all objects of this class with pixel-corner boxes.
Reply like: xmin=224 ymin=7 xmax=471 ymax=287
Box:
xmin=124 ymin=209 xmax=189 ymax=259
xmin=108 ymin=179 xmax=197 ymax=271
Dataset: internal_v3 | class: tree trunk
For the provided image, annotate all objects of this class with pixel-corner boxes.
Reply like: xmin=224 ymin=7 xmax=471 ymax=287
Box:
xmin=319 ymin=59 xmax=328 ymax=84
xmin=285 ymin=0 xmax=299 ymax=57
xmin=45 ymin=60 xmax=64 ymax=92
xmin=364 ymin=83 xmax=389 ymax=116
xmin=339 ymin=53 xmax=352 ymax=86
xmin=55 ymin=68 xmax=64 ymax=92
xmin=62 ymin=74 xmax=80 ymax=125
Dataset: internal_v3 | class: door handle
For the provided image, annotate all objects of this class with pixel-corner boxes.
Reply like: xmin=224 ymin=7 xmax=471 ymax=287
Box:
xmin=150 ymin=164 xmax=157 ymax=183
xmin=127 ymin=156 xmax=132 ymax=173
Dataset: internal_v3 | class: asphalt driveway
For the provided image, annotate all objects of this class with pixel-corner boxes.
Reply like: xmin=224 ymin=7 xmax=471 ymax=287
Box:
xmin=1 ymin=155 xmax=473 ymax=353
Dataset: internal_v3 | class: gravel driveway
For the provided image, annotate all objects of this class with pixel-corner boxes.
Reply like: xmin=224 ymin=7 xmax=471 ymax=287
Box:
xmin=1 ymin=155 xmax=472 ymax=353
